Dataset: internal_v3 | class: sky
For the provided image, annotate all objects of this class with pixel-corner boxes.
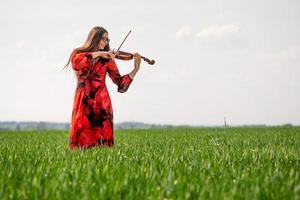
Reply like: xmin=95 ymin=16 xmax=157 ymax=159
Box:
xmin=0 ymin=0 xmax=299 ymax=126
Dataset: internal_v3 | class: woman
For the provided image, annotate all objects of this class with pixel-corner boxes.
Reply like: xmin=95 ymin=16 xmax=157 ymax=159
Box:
xmin=64 ymin=26 xmax=141 ymax=150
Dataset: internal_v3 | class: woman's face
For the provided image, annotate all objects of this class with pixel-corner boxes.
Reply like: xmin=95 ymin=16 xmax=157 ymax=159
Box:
xmin=98 ymin=32 xmax=109 ymax=50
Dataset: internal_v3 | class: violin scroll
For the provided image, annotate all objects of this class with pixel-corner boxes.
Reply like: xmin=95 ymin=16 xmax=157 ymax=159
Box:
xmin=142 ymin=57 xmax=155 ymax=65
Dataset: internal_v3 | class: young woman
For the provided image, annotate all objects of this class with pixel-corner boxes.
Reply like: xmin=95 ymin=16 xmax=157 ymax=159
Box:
xmin=64 ymin=26 xmax=141 ymax=150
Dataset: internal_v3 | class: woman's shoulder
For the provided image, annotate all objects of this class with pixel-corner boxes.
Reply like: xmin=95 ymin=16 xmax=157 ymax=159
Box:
xmin=71 ymin=49 xmax=93 ymax=58
xmin=71 ymin=49 xmax=83 ymax=56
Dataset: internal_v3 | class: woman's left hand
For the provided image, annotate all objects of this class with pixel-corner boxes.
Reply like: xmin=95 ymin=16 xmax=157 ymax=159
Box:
xmin=102 ymin=52 xmax=116 ymax=59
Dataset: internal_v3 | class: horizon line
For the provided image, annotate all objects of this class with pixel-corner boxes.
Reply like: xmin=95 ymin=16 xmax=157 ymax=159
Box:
xmin=0 ymin=120 xmax=298 ymax=127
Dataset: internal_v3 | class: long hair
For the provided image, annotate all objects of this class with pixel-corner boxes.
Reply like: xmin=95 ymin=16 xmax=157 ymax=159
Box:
xmin=64 ymin=26 xmax=110 ymax=69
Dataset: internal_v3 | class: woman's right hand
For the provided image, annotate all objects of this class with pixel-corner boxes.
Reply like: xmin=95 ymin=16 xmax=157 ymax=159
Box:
xmin=133 ymin=53 xmax=141 ymax=70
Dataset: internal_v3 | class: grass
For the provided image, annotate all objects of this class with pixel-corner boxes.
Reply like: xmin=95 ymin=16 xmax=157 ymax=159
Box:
xmin=0 ymin=127 xmax=299 ymax=199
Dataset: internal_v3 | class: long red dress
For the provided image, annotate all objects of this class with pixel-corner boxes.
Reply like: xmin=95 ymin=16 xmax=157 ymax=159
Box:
xmin=69 ymin=51 xmax=133 ymax=150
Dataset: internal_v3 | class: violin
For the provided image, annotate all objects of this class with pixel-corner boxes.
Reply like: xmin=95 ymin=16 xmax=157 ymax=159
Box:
xmin=109 ymin=30 xmax=155 ymax=65
xmin=112 ymin=50 xmax=155 ymax=65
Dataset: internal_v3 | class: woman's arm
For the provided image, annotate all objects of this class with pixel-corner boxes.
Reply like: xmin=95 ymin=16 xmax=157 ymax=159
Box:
xmin=71 ymin=52 xmax=93 ymax=71
xmin=106 ymin=53 xmax=141 ymax=93
xmin=94 ymin=51 xmax=141 ymax=80
xmin=91 ymin=51 xmax=115 ymax=59
xmin=129 ymin=53 xmax=141 ymax=80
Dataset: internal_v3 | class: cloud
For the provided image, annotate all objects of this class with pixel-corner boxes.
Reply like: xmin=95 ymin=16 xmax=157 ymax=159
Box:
xmin=174 ymin=24 xmax=240 ymax=41
xmin=174 ymin=25 xmax=193 ymax=40
xmin=196 ymin=24 xmax=240 ymax=40
xmin=272 ymin=45 xmax=300 ymax=66
xmin=258 ymin=45 xmax=300 ymax=68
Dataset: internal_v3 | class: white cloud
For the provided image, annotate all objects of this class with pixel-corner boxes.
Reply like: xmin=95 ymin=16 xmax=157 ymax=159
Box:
xmin=271 ymin=45 xmax=300 ymax=66
xmin=174 ymin=24 xmax=240 ymax=41
xmin=256 ymin=45 xmax=300 ymax=70
xmin=174 ymin=25 xmax=193 ymax=40
xmin=196 ymin=24 xmax=240 ymax=40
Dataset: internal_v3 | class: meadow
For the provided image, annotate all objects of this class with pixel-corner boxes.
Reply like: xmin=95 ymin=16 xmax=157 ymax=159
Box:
xmin=0 ymin=127 xmax=299 ymax=199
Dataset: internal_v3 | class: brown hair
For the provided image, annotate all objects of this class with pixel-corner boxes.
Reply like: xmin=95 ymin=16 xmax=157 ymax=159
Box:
xmin=64 ymin=26 xmax=110 ymax=69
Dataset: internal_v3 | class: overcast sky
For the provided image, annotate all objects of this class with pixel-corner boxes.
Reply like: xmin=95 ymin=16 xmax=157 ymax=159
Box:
xmin=0 ymin=0 xmax=299 ymax=126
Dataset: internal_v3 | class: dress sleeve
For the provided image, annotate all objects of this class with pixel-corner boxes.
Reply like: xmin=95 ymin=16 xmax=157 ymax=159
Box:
xmin=71 ymin=51 xmax=93 ymax=71
xmin=107 ymin=59 xmax=133 ymax=93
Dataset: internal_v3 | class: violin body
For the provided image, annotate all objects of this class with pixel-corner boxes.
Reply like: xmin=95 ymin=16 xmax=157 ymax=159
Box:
xmin=112 ymin=50 xmax=155 ymax=65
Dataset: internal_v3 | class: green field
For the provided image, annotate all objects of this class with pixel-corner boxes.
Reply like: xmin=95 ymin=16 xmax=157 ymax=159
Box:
xmin=0 ymin=127 xmax=299 ymax=199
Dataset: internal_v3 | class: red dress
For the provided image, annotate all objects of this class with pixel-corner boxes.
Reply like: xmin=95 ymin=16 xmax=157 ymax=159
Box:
xmin=69 ymin=51 xmax=133 ymax=150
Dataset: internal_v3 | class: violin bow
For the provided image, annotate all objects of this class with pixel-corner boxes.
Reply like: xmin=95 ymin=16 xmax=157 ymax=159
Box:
xmin=113 ymin=30 xmax=131 ymax=55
